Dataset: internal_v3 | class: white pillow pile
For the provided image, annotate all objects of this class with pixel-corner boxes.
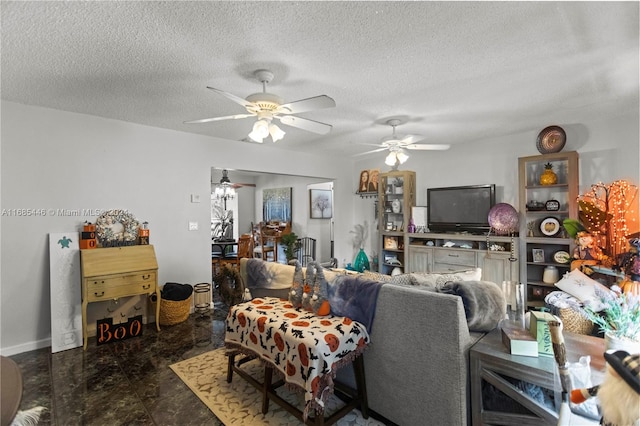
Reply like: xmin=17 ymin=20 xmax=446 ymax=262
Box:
xmin=554 ymin=268 xmax=613 ymax=312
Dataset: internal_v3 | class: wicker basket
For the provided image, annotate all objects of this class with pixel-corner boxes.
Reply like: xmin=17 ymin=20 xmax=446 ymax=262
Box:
xmin=159 ymin=294 xmax=192 ymax=326
xmin=546 ymin=303 xmax=594 ymax=335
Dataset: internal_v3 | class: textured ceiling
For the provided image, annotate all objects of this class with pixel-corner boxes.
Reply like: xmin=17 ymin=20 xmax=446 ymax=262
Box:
xmin=2 ymin=1 xmax=638 ymax=158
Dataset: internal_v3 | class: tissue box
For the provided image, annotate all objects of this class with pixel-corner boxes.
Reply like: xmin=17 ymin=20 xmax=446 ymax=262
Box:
xmin=529 ymin=310 xmax=555 ymax=356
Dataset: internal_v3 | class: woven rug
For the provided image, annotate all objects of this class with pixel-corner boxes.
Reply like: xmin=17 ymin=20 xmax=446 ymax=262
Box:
xmin=170 ymin=348 xmax=382 ymax=425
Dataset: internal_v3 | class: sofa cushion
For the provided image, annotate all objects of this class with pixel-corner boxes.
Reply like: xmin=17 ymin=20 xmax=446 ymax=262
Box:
xmin=438 ymin=280 xmax=506 ymax=332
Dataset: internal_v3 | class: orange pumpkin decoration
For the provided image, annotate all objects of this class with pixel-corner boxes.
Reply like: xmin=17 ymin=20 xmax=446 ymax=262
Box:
xmin=298 ymin=343 xmax=309 ymax=367
xmin=257 ymin=316 xmax=268 ymax=333
xmin=274 ymin=332 xmax=285 ymax=351
xmin=620 ymin=278 xmax=640 ymax=296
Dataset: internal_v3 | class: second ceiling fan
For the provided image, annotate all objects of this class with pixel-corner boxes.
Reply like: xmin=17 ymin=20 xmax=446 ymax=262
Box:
xmin=357 ymin=119 xmax=450 ymax=166
xmin=185 ymin=69 xmax=336 ymax=143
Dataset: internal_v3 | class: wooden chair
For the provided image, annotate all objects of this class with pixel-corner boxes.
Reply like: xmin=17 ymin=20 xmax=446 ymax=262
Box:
xmin=221 ymin=234 xmax=253 ymax=270
xmin=212 ymin=246 xmax=223 ymax=279
xmin=252 ymin=222 xmax=276 ymax=261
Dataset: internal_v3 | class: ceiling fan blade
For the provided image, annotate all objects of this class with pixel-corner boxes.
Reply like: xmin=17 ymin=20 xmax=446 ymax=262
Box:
xmin=232 ymin=183 xmax=257 ymax=189
xmin=184 ymin=113 xmax=255 ymax=124
xmin=206 ymin=86 xmax=254 ymax=109
xmin=400 ymin=134 xmax=423 ymax=144
xmin=405 ymin=144 xmax=451 ymax=151
xmin=278 ymin=95 xmax=336 ymax=114
xmin=277 ymin=115 xmax=333 ymax=134
xmin=352 ymin=148 xmax=388 ymax=157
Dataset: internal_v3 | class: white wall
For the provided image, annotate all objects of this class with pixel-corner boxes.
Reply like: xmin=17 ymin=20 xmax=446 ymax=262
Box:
xmin=0 ymin=101 xmax=354 ymax=354
xmin=2 ymin=101 xmax=638 ymax=354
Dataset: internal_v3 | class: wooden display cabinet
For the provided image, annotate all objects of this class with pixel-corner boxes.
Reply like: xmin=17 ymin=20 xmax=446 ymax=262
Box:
xmin=378 ymin=170 xmax=416 ymax=275
xmin=518 ymin=151 xmax=579 ymax=309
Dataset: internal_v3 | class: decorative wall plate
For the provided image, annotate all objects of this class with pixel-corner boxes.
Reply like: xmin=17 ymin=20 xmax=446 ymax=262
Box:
xmin=536 ymin=126 xmax=566 ymax=154
xmin=539 ymin=216 xmax=561 ymax=237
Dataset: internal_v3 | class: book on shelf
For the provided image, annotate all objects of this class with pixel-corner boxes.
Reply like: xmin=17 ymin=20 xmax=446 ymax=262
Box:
xmin=501 ymin=321 xmax=538 ymax=357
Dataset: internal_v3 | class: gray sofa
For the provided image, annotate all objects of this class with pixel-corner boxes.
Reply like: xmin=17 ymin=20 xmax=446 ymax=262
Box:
xmin=238 ymin=258 xmax=503 ymax=425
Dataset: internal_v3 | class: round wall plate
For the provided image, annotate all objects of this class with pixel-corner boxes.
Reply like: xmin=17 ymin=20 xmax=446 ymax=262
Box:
xmin=540 ymin=217 xmax=561 ymax=236
xmin=537 ymin=126 xmax=566 ymax=154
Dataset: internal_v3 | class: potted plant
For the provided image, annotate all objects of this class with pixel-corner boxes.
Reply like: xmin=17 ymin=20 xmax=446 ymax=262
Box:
xmin=584 ymin=291 xmax=640 ymax=353
xmin=280 ymin=232 xmax=300 ymax=262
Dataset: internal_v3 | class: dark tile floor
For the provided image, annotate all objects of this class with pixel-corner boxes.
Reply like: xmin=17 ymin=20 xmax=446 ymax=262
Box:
xmin=9 ymin=299 xmax=230 ymax=425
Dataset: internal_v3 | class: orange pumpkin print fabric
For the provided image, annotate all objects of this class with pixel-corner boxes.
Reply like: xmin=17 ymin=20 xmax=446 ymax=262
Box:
xmin=224 ymin=297 xmax=370 ymax=411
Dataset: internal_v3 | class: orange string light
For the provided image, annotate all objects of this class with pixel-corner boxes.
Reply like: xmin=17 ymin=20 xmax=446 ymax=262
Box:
xmin=577 ymin=180 xmax=638 ymax=263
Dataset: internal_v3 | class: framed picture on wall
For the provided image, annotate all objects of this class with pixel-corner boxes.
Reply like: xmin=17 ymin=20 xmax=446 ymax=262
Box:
xmin=310 ymin=189 xmax=332 ymax=219
xmin=263 ymin=187 xmax=292 ymax=223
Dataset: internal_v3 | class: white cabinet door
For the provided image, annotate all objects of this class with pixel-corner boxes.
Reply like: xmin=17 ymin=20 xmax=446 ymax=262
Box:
xmin=407 ymin=246 xmax=433 ymax=273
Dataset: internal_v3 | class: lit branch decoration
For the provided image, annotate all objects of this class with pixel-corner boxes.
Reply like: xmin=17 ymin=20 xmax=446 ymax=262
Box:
xmin=578 ymin=180 xmax=638 ymax=261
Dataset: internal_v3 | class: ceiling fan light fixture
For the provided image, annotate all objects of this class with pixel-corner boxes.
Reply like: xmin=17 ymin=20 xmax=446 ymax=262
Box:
xmin=397 ymin=149 xmax=409 ymax=164
xmin=248 ymin=119 xmax=270 ymax=142
xmin=269 ymin=123 xmax=286 ymax=142
xmin=385 ymin=151 xmax=397 ymax=166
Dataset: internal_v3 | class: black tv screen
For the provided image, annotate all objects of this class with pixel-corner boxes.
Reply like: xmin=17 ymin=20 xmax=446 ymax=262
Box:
xmin=427 ymin=184 xmax=496 ymax=233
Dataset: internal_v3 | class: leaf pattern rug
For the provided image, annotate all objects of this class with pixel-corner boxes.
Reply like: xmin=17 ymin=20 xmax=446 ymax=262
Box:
xmin=170 ymin=348 xmax=383 ymax=425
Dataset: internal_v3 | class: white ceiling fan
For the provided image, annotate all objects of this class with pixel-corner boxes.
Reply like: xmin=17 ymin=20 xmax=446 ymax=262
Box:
xmin=185 ymin=69 xmax=336 ymax=143
xmin=355 ymin=119 xmax=450 ymax=167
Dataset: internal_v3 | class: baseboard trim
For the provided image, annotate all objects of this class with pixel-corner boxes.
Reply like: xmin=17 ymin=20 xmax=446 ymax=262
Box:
xmin=1 ymin=337 xmax=51 ymax=356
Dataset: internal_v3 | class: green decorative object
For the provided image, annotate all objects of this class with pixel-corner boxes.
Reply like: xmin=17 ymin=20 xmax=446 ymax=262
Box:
xmin=353 ymin=248 xmax=370 ymax=272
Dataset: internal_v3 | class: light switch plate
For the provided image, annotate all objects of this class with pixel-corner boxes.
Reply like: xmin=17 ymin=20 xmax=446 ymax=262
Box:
xmin=188 ymin=221 xmax=198 ymax=231
xmin=191 ymin=194 xmax=200 ymax=203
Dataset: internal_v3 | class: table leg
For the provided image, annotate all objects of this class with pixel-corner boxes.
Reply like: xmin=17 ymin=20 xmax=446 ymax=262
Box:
xmin=262 ymin=364 xmax=273 ymax=414
xmin=353 ymin=355 xmax=369 ymax=419
xmin=227 ymin=353 xmax=236 ymax=383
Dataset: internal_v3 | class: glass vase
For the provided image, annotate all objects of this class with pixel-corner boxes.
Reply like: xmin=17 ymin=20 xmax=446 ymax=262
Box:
xmin=353 ymin=248 xmax=370 ymax=273
xmin=502 ymin=281 xmax=525 ymax=328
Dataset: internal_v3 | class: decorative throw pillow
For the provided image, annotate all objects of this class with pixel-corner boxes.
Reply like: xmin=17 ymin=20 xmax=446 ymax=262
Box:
xmin=288 ymin=259 xmax=304 ymax=308
xmin=301 ymin=262 xmax=316 ymax=311
xmin=310 ymin=261 xmax=331 ymax=316
xmin=362 ymin=270 xmax=393 ymax=282
xmin=554 ymin=268 xmax=613 ymax=311
xmin=389 ymin=273 xmax=413 ymax=287
xmin=438 ymin=280 xmax=506 ymax=332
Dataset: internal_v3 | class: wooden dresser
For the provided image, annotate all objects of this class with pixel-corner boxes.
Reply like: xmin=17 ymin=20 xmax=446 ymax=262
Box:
xmin=80 ymin=245 xmax=160 ymax=349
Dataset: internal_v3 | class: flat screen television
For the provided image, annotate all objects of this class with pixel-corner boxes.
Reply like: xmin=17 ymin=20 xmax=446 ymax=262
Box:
xmin=427 ymin=184 xmax=496 ymax=234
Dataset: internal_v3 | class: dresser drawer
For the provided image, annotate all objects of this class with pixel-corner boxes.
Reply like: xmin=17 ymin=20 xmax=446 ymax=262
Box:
xmin=433 ymin=249 xmax=476 ymax=268
xmin=433 ymin=262 xmax=474 ymax=273
xmin=85 ymin=271 xmax=156 ymax=301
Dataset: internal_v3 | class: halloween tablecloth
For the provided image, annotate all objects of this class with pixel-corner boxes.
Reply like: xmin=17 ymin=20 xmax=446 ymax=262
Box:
xmin=225 ymin=297 xmax=369 ymax=413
